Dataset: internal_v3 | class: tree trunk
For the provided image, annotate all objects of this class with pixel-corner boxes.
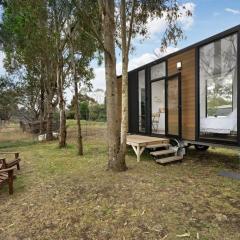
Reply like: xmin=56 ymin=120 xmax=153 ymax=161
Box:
xmin=101 ymin=0 xmax=127 ymax=171
xmin=69 ymin=30 xmax=83 ymax=155
xmin=74 ymin=80 xmax=83 ymax=155
xmin=120 ymin=0 xmax=128 ymax=163
xmin=57 ymin=64 xmax=67 ymax=148
xmin=46 ymin=93 xmax=53 ymax=141
xmin=120 ymin=56 xmax=128 ymax=157
xmin=39 ymin=75 xmax=45 ymax=134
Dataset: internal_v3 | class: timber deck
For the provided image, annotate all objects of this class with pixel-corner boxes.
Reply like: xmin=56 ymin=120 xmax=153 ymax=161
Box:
xmin=126 ymin=135 xmax=169 ymax=162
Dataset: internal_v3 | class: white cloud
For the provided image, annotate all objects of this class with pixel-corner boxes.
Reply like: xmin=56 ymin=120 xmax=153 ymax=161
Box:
xmin=154 ymin=46 xmax=179 ymax=58
xmin=147 ymin=18 xmax=167 ymax=38
xmin=225 ymin=8 xmax=240 ymax=15
xmin=93 ymin=67 xmax=106 ymax=90
xmin=91 ymin=3 xmax=196 ymax=91
xmin=146 ymin=2 xmax=195 ymax=39
xmin=123 ymin=53 xmax=157 ymax=72
xmin=92 ymin=46 xmax=179 ymax=93
xmin=179 ymin=2 xmax=195 ymax=29
xmin=92 ymin=53 xmax=157 ymax=92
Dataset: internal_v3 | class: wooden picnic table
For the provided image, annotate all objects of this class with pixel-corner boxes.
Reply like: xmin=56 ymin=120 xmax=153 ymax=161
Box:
xmin=126 ymin=135 xmax=169 ymax=162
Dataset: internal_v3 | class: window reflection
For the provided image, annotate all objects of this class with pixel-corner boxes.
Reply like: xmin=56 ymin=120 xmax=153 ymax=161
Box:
xmin=200 ymin=33 xmax=237 ymax=141
xmin=151 ymin=80 xmax=165 ymax=134
xmin=151 ymin=62 xmax=166 ymax=80
xmin=138 ymin=70 xmax=145 ymax=132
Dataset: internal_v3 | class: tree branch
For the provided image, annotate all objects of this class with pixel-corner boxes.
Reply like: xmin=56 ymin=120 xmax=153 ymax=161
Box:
xmin=126 ymin=0 xmax=136 ymax=55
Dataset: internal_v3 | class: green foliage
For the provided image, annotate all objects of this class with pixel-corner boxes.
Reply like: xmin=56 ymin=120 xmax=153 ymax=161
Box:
xmin=0 ymin=76 xmax=19 ymax=120
xmin=66 ymin=110 xmax=75 ymax=120
xmin=88 ymin=103 xmax=106 ymax=122
xmin=79 ymin=101 xmax=89 ymax=120
xmin=207 ymin=78 xmax=233 ymax=116
xmin=67 ymin=91 xmax=106 ymax=121
xmin=0 ymin=0 xmax=99 ymax=124
xmin=115 ymin=0 xmax=193 ymax=53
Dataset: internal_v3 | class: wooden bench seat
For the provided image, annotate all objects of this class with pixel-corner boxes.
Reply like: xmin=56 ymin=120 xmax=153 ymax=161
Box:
xmin=0 ymin=152 xmax=21 ymax=170
xmin=0 ymin=166 xmax=15 ymax=195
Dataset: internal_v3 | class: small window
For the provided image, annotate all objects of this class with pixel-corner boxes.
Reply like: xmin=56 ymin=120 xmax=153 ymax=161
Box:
xmin=151 ymin=62 xmax=166 ymax=80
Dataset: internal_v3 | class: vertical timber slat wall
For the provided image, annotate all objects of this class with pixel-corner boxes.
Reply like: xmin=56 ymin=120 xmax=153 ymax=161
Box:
xmin=168 ymin=49 xmax=196 ymax=140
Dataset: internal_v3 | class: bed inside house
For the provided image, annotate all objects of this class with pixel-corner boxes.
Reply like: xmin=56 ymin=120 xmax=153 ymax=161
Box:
xmin=200 ymin=109 xmax=237 ymax=135
xmin=198 ymin=33 xmax=238 ymax=141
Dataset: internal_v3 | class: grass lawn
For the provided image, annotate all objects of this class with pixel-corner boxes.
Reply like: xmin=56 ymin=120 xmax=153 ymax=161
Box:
xmin=0 ymin=121 xmax=240 ymax=240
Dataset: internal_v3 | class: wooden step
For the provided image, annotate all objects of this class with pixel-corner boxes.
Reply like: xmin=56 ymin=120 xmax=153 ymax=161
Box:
xmin=146 ymin=143 xmax=170 ymax=149
xmin=150 ymin=149 xmax=176 ymax=156
xmin=156 ymin=156 xmax=183 ymax=164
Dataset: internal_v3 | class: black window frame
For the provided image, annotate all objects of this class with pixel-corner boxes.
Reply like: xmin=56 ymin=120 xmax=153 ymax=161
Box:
xmin=137 ymin=67 xmax=147 ymax=134
xmin=126 ymin=25 xmax=240 ymax=146
xmin=166 ymin=72 xmax=182 ymax=139
xmin=149 ymin=61 xmax=167 ymax=137
xmin=196 ymin=29 xmax=240 ymax=146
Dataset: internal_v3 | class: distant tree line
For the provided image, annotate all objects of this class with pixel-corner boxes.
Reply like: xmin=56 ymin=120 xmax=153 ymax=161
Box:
xmin=67 ymin=91 xmax=106 ymax=122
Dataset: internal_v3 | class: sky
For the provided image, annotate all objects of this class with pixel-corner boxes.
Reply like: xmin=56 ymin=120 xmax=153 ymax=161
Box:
xmin=91 ymin=0 xmax=240 ymax=94
xmin=0 ymin=0 xmax=240 ymax=102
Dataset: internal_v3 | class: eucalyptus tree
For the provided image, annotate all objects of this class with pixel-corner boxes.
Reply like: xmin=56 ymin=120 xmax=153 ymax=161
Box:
xmin=66 ymin=1 xmax=98 ymax=155
xmin=118 ymin=0 xmax=192 ymax=168
xmin=0 ymin=76 xmax=19 ymax=121
xmin=47 ymin=0 xmax=69 ymax=147
xmin=0 ymin=0 xmax=57 ymax=137
xmin=75 ymin=0 xmax=192 ymax=171
xmin=95 ymin=1 xmax=123 ymax=170
xmin=1 ymin=0 xmax=71 ymax=143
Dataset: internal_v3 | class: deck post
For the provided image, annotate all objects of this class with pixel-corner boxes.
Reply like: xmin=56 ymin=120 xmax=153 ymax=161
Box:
xmin=131 ymin=145 xmax=145 ymax=162
xmin=137 ymin=145 xmax=140 ymax=162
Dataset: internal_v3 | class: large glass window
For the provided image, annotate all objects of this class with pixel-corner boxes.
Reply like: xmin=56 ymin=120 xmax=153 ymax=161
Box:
xmin=199 ymin=33 xmax=238 ymax=141
xmin=138 ymin=70 xmax=146 ymax=132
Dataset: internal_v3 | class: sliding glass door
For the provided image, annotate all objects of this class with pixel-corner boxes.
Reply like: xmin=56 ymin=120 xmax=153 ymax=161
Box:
xmin=151 ymin=80 xmax=165 ymax=134
xmin=150 ymin=62 xmax=166 ymax=135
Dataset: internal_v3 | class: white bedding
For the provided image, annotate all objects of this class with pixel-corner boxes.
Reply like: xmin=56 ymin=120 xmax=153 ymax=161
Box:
xmin=200 ymin=109 xmax=237 ymax=134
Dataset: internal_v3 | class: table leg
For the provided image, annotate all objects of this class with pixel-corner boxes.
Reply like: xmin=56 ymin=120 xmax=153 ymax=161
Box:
xmin=131 ymin=145 xmax=145 ymax=162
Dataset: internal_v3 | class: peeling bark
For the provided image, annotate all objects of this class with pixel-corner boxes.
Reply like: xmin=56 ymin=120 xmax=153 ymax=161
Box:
xmin=39 ymin=74 xmax=45 ymax=134
xmin=57 ymin=63 xmax=67 ymax=148
xmin=101 ymin=0 xmax=127 ymax=171
xmin=74 ymin=80 xmax=83 ymax=155
xmin=46 ymin=93 xmax=53 ymax=141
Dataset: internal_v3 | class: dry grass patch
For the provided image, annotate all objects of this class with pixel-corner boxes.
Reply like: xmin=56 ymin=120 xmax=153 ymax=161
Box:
xmin=0 ymin=122 xmax=240 ymax=239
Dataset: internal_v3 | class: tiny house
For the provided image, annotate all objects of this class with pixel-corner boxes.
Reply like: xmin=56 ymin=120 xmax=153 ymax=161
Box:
xmin=122 ymin=25 xmax=240 ymax=152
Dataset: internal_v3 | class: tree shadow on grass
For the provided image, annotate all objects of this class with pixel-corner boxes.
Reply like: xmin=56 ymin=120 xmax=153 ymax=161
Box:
xmin=127 ymin=145 xmax=240 ymax=170
xmin=187 ymin=147 xmax=240 ymax=170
